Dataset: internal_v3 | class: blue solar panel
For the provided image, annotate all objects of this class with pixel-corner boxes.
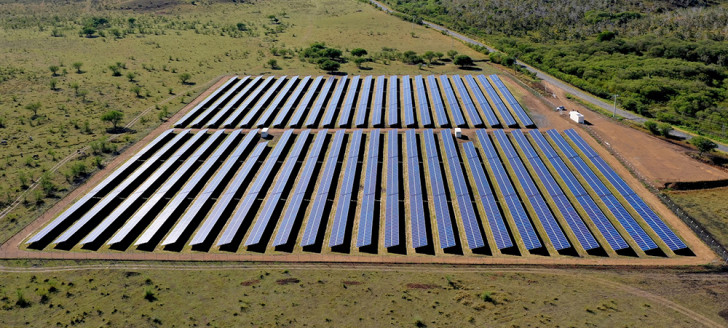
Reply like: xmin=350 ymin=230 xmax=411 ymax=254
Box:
xmin=159 ymin=131 xmax=259 ymax=246
xmin=489 ymin=75 xmax=534 ymax=127
xmin=388 ymin=76 xmax=399 ymax=127
xmin=493 ymin=130 xmax=570 ymax=251
xmin=27 ymin=129 xmax=175 ymax=244
xmin=384 ymin=129 xmax=400 ymax=248
xmin=476 ymin=130 xmax=542 ymax=250
xmin=245 ymin=130 xmax=310 ymax=246
xmin=217 ymin=130 xmax=294 ymax=246
xmin=305 ymin=77 xmax=335 ymax=127
xmin=176 ymin=76 xmax=237 ymax=127
xmin=464 ymin=75 xmax=499 ymax=127
xmin=451 ymin=75 xmax=483 ymax=127
xmin=476 ymin=75 xmax=517 ymax=127
xmin=338 ymin=76 xmax=360 ymax=127
xmin=205 ymin=76 xmax=261 ymax=128
xmin=330 ymin=130 xmax=363 ymax=247
xmin=132 ymin=130 xmax=242 ymax=246
xmin=222 ymin=76 xmax=274 ymax=127
xmin=239 ymin=76 xmax=287 ymax=128
xmin=256 ymin=76 xmax=298 ymax=127
xmin=548 ymin=130 xmax=658 ymax=251
xmin=355 ymin=76 xmax=373 ymax=127
xmin=440 ymin=130 xmax=485 ymax=249
xmin=301 ymin=130 xmax=346 ymax=247
xmin=190 ymin=78 xmax=247 ymax=127
xmin=273 ymin=129 xmax=328 ymax=246
xmin=492 ymin=131 xmax=565 ymax=249
xmin=371 ymin=76 xmax=385 ymax=127
xmin=273 ymin=76 xmax=311 ymax=127
xmin=439 ymin=76 xmax=467 ymax=127
xmin=106 ymin=130 xmax=226 ymax=245
xmin=357 ymin=130 xmax=380 ymax=248
xmin=406 ymin=130 xmax=428 ymax=248
xmin=52 ymin=130 xmax=192 ymax=245
xmin=511 ymin=130 xmax=600 ymax=251
xmin=462 ymin=142 xmax=513 ymax=250
xmin=188 ymin=141 xmax=267 ymax=246
xmin=423 ymin=130 xmax=457 ymax=249
xmin=530 ymin=130 xmax=629 ymax=251
xmin=322 ymin=77 xmax=348 ymax=127
xmin=426 ymin=76 xmax=449 ymax=127
xmin=402 ymin=76 xmax=416 ymax=127
xmin=289 ymin=76 xmax=323 ymax=127
xmin=563 ymin=129 xmax=687 ymax=251
xmin=414 ymin=76 xmax=433 ymax=127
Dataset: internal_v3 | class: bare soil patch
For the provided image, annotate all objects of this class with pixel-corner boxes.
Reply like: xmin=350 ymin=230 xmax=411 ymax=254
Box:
xmin=276 ymin=278 xmax=300 ymax=285
xmin=240 ymin=279 xmax=259 ymax=286
xmin=406 ymin=283 xmax=440 ymax=289
xmin=537 ymin=79 xmax=728 ymax=186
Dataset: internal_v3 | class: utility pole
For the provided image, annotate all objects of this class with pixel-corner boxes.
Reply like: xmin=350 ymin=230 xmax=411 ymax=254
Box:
xmin=612 ymin=94 xmax=618 ymax=118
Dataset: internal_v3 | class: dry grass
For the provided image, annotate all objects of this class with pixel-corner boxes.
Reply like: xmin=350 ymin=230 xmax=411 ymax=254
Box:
xmin=667 ymin=187 xmax=728 ymax=247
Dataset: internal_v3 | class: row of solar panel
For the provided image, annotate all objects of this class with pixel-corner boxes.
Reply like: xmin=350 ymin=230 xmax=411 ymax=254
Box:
xmin=175 ymin=75 xmax=535 ymax=129
xmin=28 ymin=129 xmax=686 ymax=256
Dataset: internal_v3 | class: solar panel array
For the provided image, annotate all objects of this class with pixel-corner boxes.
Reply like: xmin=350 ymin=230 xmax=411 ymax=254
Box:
xmin=176 ymin=75 xmax=533 ymax=129
xmin=26 ymin=75 xmax=691 ymax=260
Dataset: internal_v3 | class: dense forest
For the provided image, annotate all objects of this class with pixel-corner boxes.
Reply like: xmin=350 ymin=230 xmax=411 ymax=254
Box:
xmin=382 ymin=0 xmax=728 ymax=140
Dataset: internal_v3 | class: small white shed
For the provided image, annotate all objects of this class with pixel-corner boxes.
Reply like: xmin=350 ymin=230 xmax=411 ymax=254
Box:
xmin=569 ymin=111 xmax=584 ymax=124
xmin=261 ymin=128 xmax=269 ymax=138
xmin=454 ymin=128 xmax=462 ymax=138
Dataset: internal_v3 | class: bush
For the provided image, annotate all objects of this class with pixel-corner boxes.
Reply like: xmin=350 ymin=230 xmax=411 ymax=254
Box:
xmin=690 ymin=136 xmax=717 ymax=155
xmin=453 ymin=55 xmax=474 ymax=68
xmin=319 ymin=59 xmax=340 ymax=72
xmin=179 ymin=72 xmax=192 ymax=84
xmin=351 ymin=48 xmax=368 ymax=57
xmin=101 ymin=110 xmax=124 ymax=130
xmin=644 ymin=120 xmax=659 ymax=134
xmin=657 ymin=123 xmax=672 ymax=137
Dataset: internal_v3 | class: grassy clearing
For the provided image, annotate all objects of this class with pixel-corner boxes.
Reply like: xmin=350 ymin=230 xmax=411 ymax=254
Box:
xmin=0 ymin=262 xmax=725 ymax=326
xmin=0 ymin=0 xmax=495 ymax=244
xmin=667 ymin=187 xmax=728 ymax=248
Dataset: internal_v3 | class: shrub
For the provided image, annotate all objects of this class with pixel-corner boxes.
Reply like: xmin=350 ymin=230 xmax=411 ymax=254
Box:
xmin=179 ymin=72 xmax=192 ymax=84
xmin=657 ymin=123 xmax=672 ymax=137
xmin=101 ymin=110 xmax=124 ymax=130
xmin=644 ymin=120 xmax=659 ymax=134
xmin=453 ymin=55 xmax=474 ymax=68
xmin=690 ymin=136 xmax=717 ymax=155
xmin=351 ymin=48 xmax=368 ymax=57
xmin=319 ymin=59 xmax=340 ymax=72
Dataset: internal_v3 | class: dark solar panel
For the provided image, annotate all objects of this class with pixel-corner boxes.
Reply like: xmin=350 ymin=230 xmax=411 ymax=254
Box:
xmin=272 ymin=76 xmax=311 ymax=127
xmin=255 ymin=76 xmax=299 ymax=127
xmin=176 ymin=76 xmax=237 ymax=127
xmin=322 ymin=77 xmax=348 ymax=127
xmin=357 ymin=130 xmax=380 ymax=248
xmin=489 ymin=75 xmax=534 ymax=127
xmin=338 ymin=76 xmax=361 ymax=127
xmin=223 ymin=76 xmax=274 ymax=127
xmin=273 ymin=129 xmax=328 ymax=246
xmin=406 ymin=130 xmax=428 ymax=248
xmin=414 ymin=76 xmax=433 ymax=126
xmin=301 ymin=130 xmax=346 ymax=247
xmin=289 ymin=76 xmax=323 ymax=127
xmin=205 ymin=76 xmax=261 ymax=128
xmin=426 ymin=75 xmax=449 ymax=126
xmin=451 ymin=75 xmax=483 ymax=127
xmin=330 ymin=130 xmax=363 ymax=247
xmin=476 ymin=75 xmax=516 ymax=127
xmin=424 ymin=130 xmax=457 ymax=248
xmin=464 ymin=75 xmax=499 ymax=127
xmin=438 ymin=75 xmax=467 ymax=127
xmin=355 ymin=76 xmax=373 ymax=127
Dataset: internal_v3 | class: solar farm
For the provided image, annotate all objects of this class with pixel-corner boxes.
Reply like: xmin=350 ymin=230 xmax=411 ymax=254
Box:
xmin=20 ymin=74 xmax=695 ymax=262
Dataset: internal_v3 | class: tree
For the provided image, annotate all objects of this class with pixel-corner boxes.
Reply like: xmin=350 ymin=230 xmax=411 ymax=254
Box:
xmin=70 ymin=82 xmax=80 ymax=95
xmin=77 ymin=89 xmax=89 ymax=102
xmin=126 ymin=71 xmax=136 ymax=82
xmin=49 ymin=65 xmax=60 ymax=76
xmin=72 ymin=62 xmax=83 ymax=74
xmin=101 ymin=110 xmax=124 ymax=131
xmin=453 ymin=55 xmax=474 ymax=68
xmin=179 ymin=72 xmax=192 ymax=84
xmin=109 ymin=65 xmax=122 ymax=76
xmin=81 ymin=26 xmax=96 ymax=38
xmin=130 ymin=85 xmax=142 ymax=97
xmin=49 ymin=78 xmax=58 ymax=91
xmin=267 ymin=59 xmax=279 ymax=69
xmin=351 ymin=48 xmax=368 ymax=57
xmin=319 ymin=59 xmax=340 ymax=73
xmin=435 ymin=52 xmax=444 ymax=61
xmin=690 ymin=136 xmax=717 ymax=155
xmin=354 ymin=57 xmax=368 ymax=69
xmin=447 ymin=50 xmax=458 ymax=59
xmin=423 ymin=51 xmax=436 ymax=65
xmin=25 ymin=102 xmax=41 ymax=118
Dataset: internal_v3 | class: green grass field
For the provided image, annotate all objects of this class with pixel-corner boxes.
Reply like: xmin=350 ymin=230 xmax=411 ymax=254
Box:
xmin=0 ymin=0 xmax=495 ymax=244
xmin=0 ymin=261 xmax=725 ymax=327
xmin=667 ymin=187 xmax=728 ymax=248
